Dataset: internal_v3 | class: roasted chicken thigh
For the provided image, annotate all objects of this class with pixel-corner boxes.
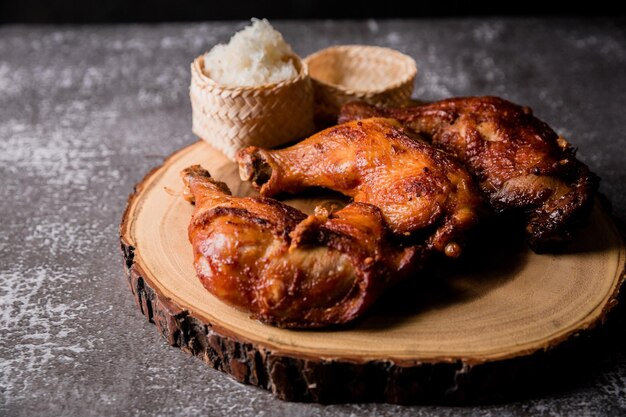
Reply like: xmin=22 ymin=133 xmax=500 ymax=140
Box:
xmin=182 ymin=165 xmax=420 ymax=328
xmin=339 ymin=97 xmax=598 ymax=252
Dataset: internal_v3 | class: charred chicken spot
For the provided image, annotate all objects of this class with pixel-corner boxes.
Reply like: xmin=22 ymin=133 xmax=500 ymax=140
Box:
xmin=251 ymin=217 xmax=271 ymax=227
xmin=384 ymin=127 xmax=406 ymax=140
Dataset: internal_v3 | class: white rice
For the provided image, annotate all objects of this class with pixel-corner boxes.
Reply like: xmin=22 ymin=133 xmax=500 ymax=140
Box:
xmin=203 ymin=18 xmax=299 ymax=87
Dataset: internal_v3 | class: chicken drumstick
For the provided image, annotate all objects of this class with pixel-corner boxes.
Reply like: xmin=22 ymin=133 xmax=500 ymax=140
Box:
xmin=237 ymin=118 xmax=484 ymax=258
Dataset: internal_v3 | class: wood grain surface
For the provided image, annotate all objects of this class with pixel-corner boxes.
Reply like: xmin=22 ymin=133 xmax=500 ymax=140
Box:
xmin=120 ymin=140 xmax=625 ymax=403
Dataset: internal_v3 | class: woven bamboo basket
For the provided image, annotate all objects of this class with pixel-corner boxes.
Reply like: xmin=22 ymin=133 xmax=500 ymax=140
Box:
xmin=190 ymin=55 xmax=314 ymax=160
xmin=304 ymin=45 xmax=417 ymax=124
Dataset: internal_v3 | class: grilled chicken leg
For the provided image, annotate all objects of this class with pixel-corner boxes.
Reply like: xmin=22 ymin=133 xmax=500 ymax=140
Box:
xmin=237 ymin=118 xmax=483 ymax=258
xmin=339 ymin=97 xmax=598 ymax=252
xmin=182 ymin=165 xmax=420 ymax=328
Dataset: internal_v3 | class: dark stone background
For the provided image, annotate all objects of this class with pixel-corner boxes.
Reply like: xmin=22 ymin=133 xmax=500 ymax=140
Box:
xmin=1 ymin=1 xmax=625 ymax=23
xmin=1 ymin=18 xmax=625 ymax=416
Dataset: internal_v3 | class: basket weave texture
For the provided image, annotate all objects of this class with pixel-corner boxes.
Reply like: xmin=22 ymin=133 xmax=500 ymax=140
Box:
xmin=190 ymin=55 xmax=314 ymax=160
xmin=304 ymin=45 xmax=417 ymax=123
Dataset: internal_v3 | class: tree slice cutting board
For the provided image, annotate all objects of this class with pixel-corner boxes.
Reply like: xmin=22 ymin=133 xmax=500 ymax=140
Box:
xmin=120 ymin=140 xmax=625 ymax=404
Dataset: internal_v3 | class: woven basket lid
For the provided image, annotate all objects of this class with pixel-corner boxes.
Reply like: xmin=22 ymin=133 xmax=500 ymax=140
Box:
xmin=304 ymin=45 xmax=417 ymax=124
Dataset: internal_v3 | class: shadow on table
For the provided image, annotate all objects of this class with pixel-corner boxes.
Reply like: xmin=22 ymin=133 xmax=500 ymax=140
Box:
xmin=341 ymin=209 xmax=626 ymax=405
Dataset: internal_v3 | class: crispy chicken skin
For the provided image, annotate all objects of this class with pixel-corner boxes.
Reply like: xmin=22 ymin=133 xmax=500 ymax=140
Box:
xmin=237 ymin=118 xmax=484 ymax=258
xmin=339 ymin=97 xmax=599 ymax=252
xmin=182 ymin=165 xmax=420 ymax=328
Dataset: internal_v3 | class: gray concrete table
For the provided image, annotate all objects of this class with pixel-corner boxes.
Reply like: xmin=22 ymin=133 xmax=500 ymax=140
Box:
xmin=1 ymin=19 xmax=625 ymax=416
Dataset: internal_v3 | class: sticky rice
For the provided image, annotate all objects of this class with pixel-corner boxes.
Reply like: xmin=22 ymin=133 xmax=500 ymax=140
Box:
xmin=203 ymin=18 xmax=298 ymax=87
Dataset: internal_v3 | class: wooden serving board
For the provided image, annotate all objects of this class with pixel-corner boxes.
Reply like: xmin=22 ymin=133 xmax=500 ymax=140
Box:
xmin=120 ymin=140 xmax=625 ymax=404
